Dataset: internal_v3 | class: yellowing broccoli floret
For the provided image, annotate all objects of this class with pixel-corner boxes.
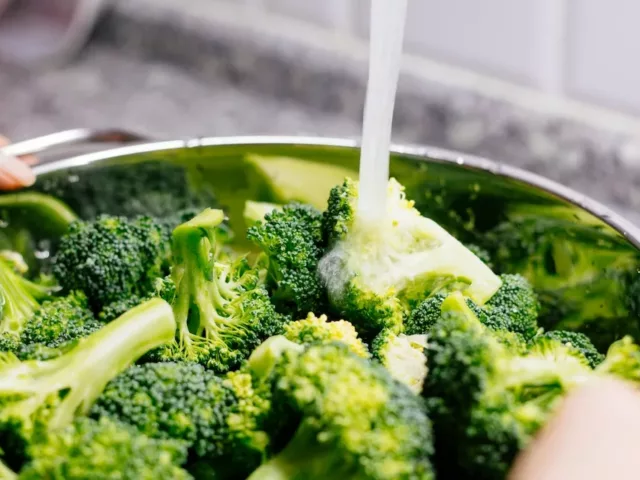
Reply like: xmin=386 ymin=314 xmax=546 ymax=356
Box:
xmin=283 ymin=313 xmax=369 ymax=358
xmin=319 ymin=178 xmax=502 ymax=340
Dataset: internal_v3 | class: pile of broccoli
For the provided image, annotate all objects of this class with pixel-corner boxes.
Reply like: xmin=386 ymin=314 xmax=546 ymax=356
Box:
xmin=0 ymin=169 xmax=637 ymax=480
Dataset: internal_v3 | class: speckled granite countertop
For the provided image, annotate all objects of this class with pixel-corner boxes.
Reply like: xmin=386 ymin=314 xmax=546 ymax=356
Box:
xmin=1 ymin=0 xmax=640 ymax=225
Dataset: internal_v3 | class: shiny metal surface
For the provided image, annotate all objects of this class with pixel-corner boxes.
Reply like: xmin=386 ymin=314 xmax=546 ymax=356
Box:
xmin=29 ymin=135 xmax=640 ymax=248
xmin=4 ymin=135 xmax=640 ymax=346
xmin=0 ymin=128 xmax=148 ymax=159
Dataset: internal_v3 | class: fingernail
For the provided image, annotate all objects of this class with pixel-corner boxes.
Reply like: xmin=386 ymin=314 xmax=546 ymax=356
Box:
xmin=0 ymin=151 xmax=35 ymax=187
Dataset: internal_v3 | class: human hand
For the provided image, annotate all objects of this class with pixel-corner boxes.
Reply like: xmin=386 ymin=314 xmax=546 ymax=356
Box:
xmin=0 ymin=136 xmax=36 ymax=190
xmin=509 ymin=378 xmax=640 ymax=480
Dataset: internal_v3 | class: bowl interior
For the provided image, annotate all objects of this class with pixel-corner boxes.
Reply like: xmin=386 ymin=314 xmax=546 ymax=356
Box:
xmin=7 ymin=139 xmax=640 ymax=351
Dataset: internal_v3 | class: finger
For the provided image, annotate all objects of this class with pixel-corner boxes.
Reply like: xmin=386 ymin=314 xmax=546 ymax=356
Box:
xmin=0 ymin=152 xmax=36 ymax=189
xmin=509 ymin=378 xmax=640 ymax=480
xmin=0 ymin=135 xmax=38 ymax=166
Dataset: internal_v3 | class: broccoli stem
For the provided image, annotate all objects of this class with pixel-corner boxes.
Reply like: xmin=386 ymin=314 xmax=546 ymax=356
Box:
xmin=0 ymin=192 xmax=78 ymax=239
xmin=247 ymin=425 xmax=335 ymax=480
xmin=0 ymin=298 xmax=176 ymax=430
xmin=0 ymin=258 xmax=52 ymax=333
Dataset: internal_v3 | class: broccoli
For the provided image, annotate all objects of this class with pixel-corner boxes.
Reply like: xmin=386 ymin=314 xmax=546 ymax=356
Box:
xmin=405 ymin=274 xmax=540 ymax=342
xmin=371 ymin=328 xmax=428 ymax=394
xmin=35 ymin=160 xmax=216 ymax=221
xmin=52 ymin=215 xmax=170 ymax=312
xmin=484 ymin=206 xmax=640 ymax=348
xmin=404 ymin=293 xmax=448 ymax=335
xmin=247 ymin=203 xmax=327 ymax=318
xmin=423 ymin=292 xmax=590 ymax=479
xmin=0 ymin=298 xmax=176 ymax=468
xmin=283 ymin=312 xmax=369 ymax=358
xmin=0 ymin=257 xmax=52 ymax=334
xmin=20 ymin=291 xmax=101 ymax=349
xmin=98 ymin=276 xmax=178 ymax=323
xmin=247 ymin=341 xmax=435 ymax=480
xmin=155 ymin=209 xmax=287 ymax=373
xmin=539 ymin=330 xmax=604 ymax=368
xmin=318 ymin=178 xmax=502 ymax=340
xmin=482 ymin=274 xmax=540 ymax=339
xmin=92 ymin=362 xmax=267 ymax=472
xmin=18 ymin=417 xmax=192 ymax=480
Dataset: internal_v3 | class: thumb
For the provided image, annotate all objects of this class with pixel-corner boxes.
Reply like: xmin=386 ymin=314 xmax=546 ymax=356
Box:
xmin=509 ymin=378 xmax=640 ymax=480
xmin=0 ymin=137 xmax=36 ymax=190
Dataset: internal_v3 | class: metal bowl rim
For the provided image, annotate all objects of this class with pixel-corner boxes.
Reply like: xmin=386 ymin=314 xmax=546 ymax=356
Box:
xmin=32 ymin=134 xmax=640 ymax=250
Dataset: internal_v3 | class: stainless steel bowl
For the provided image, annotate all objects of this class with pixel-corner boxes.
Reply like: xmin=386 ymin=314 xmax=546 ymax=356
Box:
xmin=3 ymin=130 xmax=640 ymax=348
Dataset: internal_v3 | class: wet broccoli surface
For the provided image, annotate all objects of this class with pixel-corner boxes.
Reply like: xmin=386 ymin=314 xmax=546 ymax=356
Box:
xmin=0 ymin=167 xmax=636 ymax=480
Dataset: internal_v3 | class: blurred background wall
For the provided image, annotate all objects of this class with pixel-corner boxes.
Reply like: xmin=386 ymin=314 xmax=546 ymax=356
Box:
xmin=1 ymin=0 xmax=640 ymax=222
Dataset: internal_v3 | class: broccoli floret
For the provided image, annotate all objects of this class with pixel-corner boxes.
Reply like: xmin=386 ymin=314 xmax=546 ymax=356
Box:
xmin=248 ymin=341 xmax=435 ymax=480
xmin=540 ymin=330 xmax=604 ymax=368
xmin=405 ymin=293 xmax=447 ymax=335
xmin=98 ymin=295 xmax=147 ymax=323
xmin=0 ymin=333 xmax=20 ymax=354
xmin=0 ymin=257 xmax=52 ymax=334
xmin=0 ymin=298 xmax=175 ymax=468
xmin=35 ymin=160 xmax=215 ymax=221
xmin=371 ymin=328 xmax=428 ymax=394
xmin=423 ymin=292 xmax=590 ymax=479
xmin=319 ymin=178 xmax=502 ymax=340
xmin=283 ymin=313 xmax=369 ymax=358
xmin=18 ymin=417 xmax=192 ymax=480
xmin=155 ymin=209 xmax=287 ymax=373
xmin=52 ymin=215 xmax=170 ymax=311
xmin=405 ymin=274 xmax=539 ymax=342
xmin=482 ymin=274 xmax=540 ymax=339
xmin=92 ymin=362 xmax=271 ymax=479
xmin=492 ymin=330 xmax=528 ymax=354
xmin=247 ymin=203 xmax=327 ymax=317
xmin=21 ymin=291 xmax=100 ymax=349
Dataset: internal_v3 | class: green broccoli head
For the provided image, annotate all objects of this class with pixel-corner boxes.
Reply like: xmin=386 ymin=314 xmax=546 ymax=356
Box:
xmin=371 ymin=328 xmax=428 ymax=394
xmin=247 ymin=203 xmax=327 ymax=317
xmin=35 ymin=159 xmax=216 ymax=222
xmin=18 ymin=417 xmax=192 ymax=480
xmin=404 ymin=293 xmax=448 ymax=335
xmin=424 ymin=292 xmax=591 ymax=479
xmin=52 ymin=215 xmax=170 ymax=311
xmin=540 ymin=330 xmax=604 ymax=368
xmin=0 ymin=298 xmax=176 ymax=468
xmin=283 ymin=312 xmax=369 ymax=358
xmin=92 ymin=362 xmax=257 ymax=464
xmin=319 ymin=178 xmax=502 ymax=341
xmin=0 ymin=257 xmax=53 ymax=334
xmin=483 ymin=274 xmax=541 ymax=340
xmin=21 ymin=291 xmax=101 ymax=350
xmin=155 ymin=209 xmax=288 ymax=374
xmin=249 ymin=342 xmax=435 ymax=480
